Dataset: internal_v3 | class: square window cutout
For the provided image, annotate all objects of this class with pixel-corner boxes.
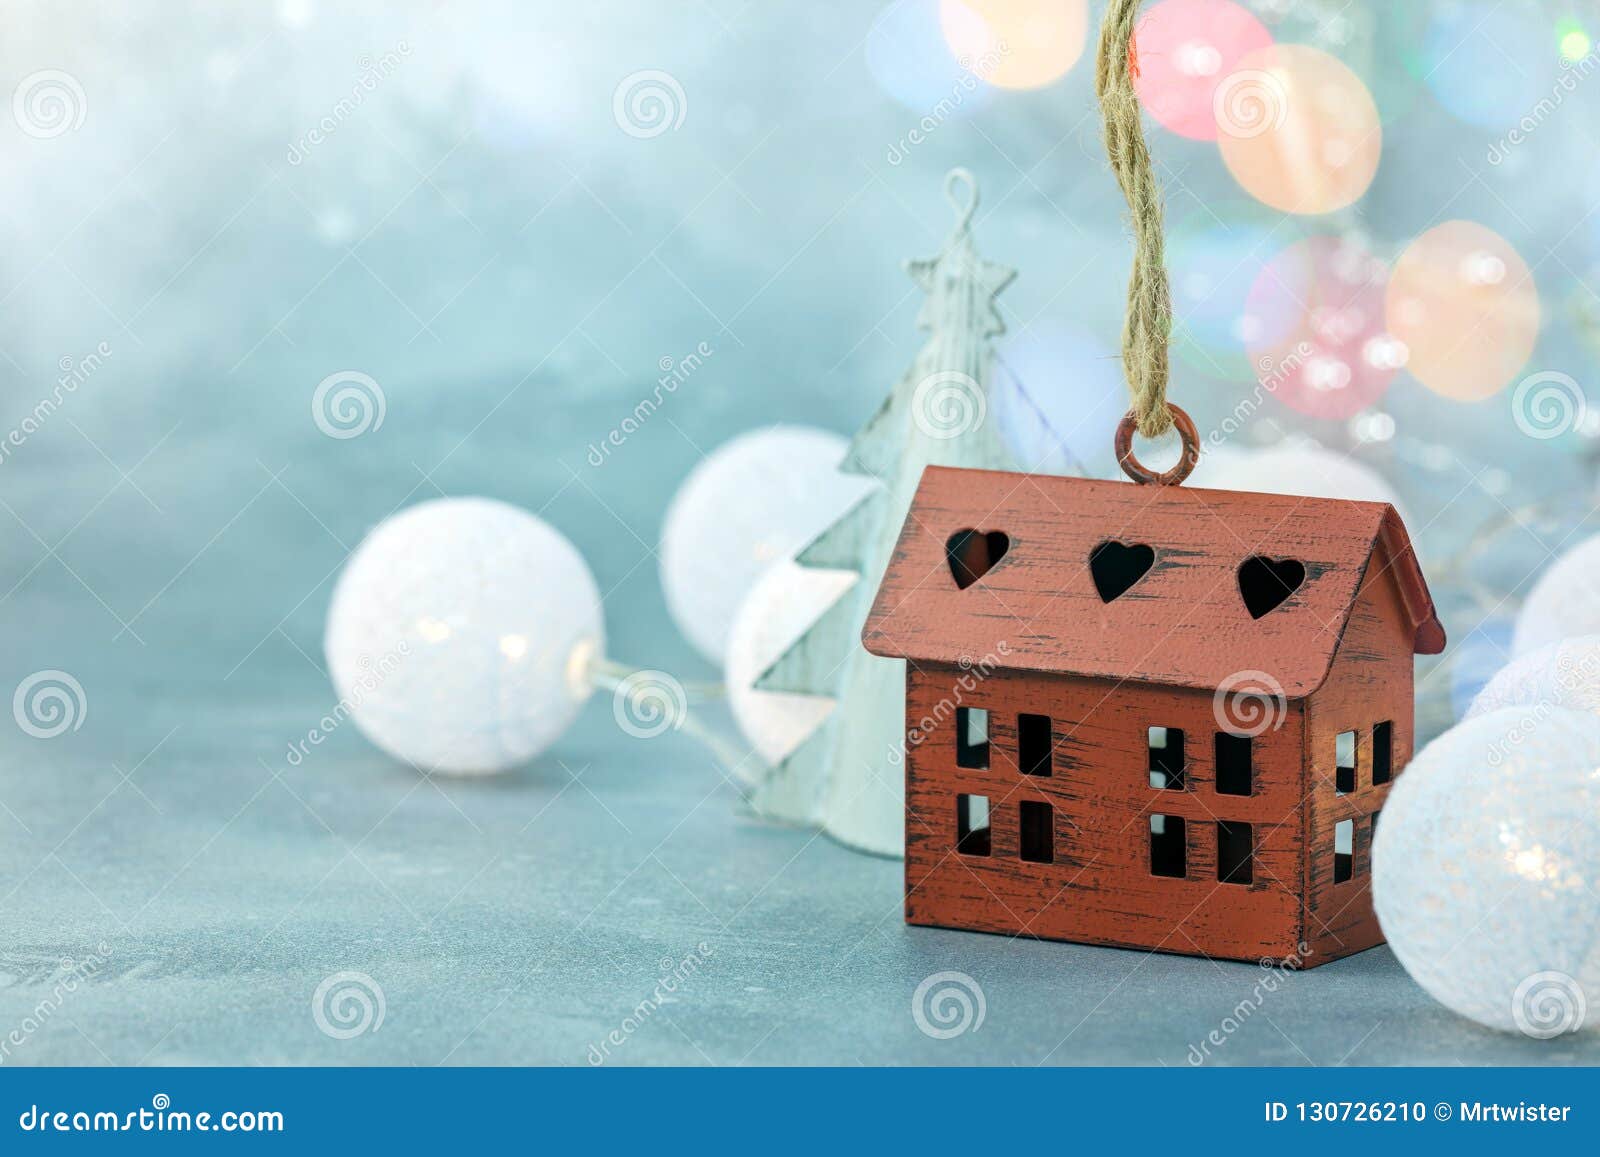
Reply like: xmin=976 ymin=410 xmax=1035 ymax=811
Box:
xmin=1150 ymin=814 xmax=1187 ymax=878
xmin=1148 ymin=727 xmax=1186 ymax=789
xmin=957 ymin=794 xmax=991 ymax=857
xmin=1018 ymin=713 xmax=1052 ymax=777
xmin=1215 ymin=733 xmax=1252 ymax=796
xmin=1333 ymin=818 xmax=1354 ymax=883
xmin=1335 ymin=731 xmax=1356 ymax=795
xmin=956 ymin=708 xmax=989 ymax=769
xmin=1019 ymin=800 xmax=1053 ymax=864
xmin=1372 ymin=721 xmax=1393 ymax=786
xmin=1217 ymin=821 xmax=1253 ymax=885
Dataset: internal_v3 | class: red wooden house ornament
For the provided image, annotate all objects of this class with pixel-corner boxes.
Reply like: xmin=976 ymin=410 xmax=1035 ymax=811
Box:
xmin=861 ymin=464 xmax=1445 ymax=966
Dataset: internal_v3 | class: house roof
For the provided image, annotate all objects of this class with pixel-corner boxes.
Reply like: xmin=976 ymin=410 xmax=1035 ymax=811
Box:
xmin=861 ymin=467 xmax=1445 ymax=697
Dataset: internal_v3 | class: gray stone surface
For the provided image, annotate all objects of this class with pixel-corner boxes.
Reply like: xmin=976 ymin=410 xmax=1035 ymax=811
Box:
xmin=2 ymin=659 xmax=1594 ymax=1066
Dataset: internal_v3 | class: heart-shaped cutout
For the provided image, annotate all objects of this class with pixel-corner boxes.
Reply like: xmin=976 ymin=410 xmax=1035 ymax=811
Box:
xmin=946 ymin=529 xmax=1009 ymax=590
xmin=1089 ymin=540 xmax=1155 ymax=603
xmin=1238 ymin=556 xmax=1306 ymax=619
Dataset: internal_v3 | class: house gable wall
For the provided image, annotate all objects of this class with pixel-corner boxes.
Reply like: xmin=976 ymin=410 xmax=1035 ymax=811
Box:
xmin=1301 ymin=553 xmax=1417 ymax=964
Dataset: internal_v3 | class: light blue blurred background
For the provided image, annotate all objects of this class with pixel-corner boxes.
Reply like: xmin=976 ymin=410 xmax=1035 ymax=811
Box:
xmin=3 ymin=0 xmax=1596 ymax=686
xmin=2 ymin=0 xmax=1598 ymax=1065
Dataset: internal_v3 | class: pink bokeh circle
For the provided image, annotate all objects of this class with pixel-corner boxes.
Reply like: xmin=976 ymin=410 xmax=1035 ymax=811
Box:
xmin=1245 ymin=235 xmax=1401 ymax=420
xmin=1131 ymin=0 xmax=1274 ymax=140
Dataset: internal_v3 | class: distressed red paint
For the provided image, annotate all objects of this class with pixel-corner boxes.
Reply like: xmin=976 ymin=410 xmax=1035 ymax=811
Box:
xmin=862 ymin=466 xmax=1444 ymax=967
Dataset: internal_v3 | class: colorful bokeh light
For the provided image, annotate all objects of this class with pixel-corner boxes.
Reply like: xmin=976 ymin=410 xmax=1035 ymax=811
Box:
xmin=1245 ymin=235 xmax=1399 ymax=421
xmin=1215 ymin=44 xmax=1381 ymax=215
xmin=1130 ymin=0 xmax=1274 ymax=140
xmin=1558 ymin=20 xmax=1591 ymax=62
xmin=867 ymin=0 xmax=994 ymax=114
xmin=1385 ymin=221 xmax=1541 ymax=402
xmin=939 ymin=0 xmax=1088 ymax=90
xmin=1167 ymin=205 xmax=1301 ymax=372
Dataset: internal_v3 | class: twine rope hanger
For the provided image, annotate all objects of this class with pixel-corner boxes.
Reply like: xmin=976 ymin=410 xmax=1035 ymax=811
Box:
xmin=1095 ymin=0 xmax=1200 ymax=485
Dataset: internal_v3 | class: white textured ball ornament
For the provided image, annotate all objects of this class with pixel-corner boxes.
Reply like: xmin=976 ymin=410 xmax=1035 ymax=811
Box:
xmin=660 ymin=426 xmax=874 ymax=664
xmin=1514 ymin=534 xmax=1600 ymax=657
xmin=1467 ymin=635 xmax=1600 ymax=722
xmin=726 ymin=559 xmax=858 ymax=767
xmin=324 ymin=498 xmax=604 ymax=774
xmin=1373 ymin=707 xmax=1600 ymax=1036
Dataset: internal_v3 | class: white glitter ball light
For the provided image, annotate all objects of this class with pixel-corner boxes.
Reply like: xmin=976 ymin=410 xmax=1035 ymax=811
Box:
xmin=324 ymin=497 xmax=604 ymax=774
xmin=1514 ymin=534 xmax=1600 ymax=657
xmin=1373 ymin=707 xmax=1600 ymax=1036
xmin=660 ymin=425 xmax=873 ymax=665
xmin=1467 ymin=635 xmax=1600 ymax=722
xmin=726 ymin=558 xmax=858 ymax=767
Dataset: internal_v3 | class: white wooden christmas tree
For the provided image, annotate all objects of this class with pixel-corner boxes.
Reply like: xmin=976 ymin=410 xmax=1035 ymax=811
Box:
xmin=752 ymin=169 xmax=1018 ymax=855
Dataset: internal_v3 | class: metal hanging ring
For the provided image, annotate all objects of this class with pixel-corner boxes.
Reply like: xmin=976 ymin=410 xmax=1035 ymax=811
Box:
xmin=1115 ymin=404 xmax=1201 ymax=486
